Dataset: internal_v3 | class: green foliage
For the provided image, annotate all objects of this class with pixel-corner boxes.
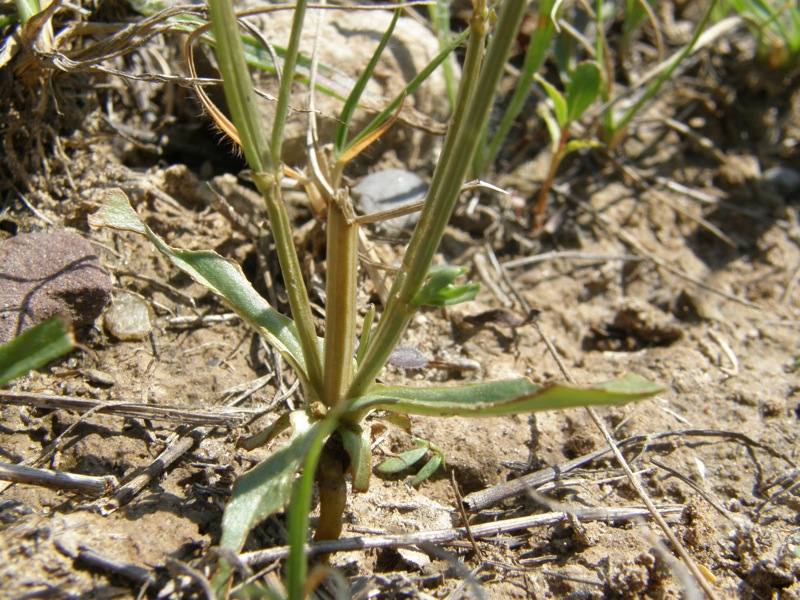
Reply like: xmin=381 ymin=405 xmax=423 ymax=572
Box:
xmin=0 ymin=316 xmax=74 ymax=387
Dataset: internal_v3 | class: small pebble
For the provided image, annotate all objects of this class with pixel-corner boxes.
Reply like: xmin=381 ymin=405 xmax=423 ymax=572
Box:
xmin=352 ymin=169 xmax=427 ymax=233
xmin=104 ymin=293 xmax=152 ymax=341
xmin=762 ymin=166 xmax=800 ymax=197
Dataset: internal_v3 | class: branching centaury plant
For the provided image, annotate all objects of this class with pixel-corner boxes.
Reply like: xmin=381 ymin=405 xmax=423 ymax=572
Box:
xmin=90 ymin=1 xmax=663 ymax=596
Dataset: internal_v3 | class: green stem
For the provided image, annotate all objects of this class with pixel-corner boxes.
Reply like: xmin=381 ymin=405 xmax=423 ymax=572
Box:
xmin=322 ymin=191 xmax=359 ymax=407
xmin=285 ymin=416 xmax=341 ymax=600
xmin=348 ymin=0 xmax=527 ymax=399
xmin=479 ymin=0 xmax=557 ymax=176
xmin=207 ymin=0 xmax=273 ymax=174
xmin=253 ymin=174 xmax=324 ymax=394
xmin=270 ymin=0 xmax=308 ymax=162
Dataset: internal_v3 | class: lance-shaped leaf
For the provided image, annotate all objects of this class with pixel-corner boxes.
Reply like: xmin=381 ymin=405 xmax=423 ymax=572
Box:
xmin=0 ymin=316 xmax=74 ymax=386
xmin=89 ymin=189 xmax=310 ymax=385
xmin=376 ymin=447 xmax=428 ymax=474
xmin=411 ymin=453 xmax=443 ymax=487
xmin=347 ymin=373 xmax=663 ymax=417
xmin=535 ymin=73 xmax=567 ymax=127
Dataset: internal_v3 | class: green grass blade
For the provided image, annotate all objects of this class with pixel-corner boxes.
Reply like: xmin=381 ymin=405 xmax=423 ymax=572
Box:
xmin=270 ymin=0 xmax=307 ymax=161
xmin=428 ymin=0 xmax=458 ymax=109
xmin=348 ymin=373 xmax=663 ymax=417
xmin=609 ymin=0 xmax=718 ymax=142
xmin=88 ymin=189 xmax=310 ymax=385
xmin=0 ymin=316 xmax=74 ymax=387
xmin=334 ymin=3 xmax=401 ymax=154
xmin=342 ymin=28 xmax=470 ymax=160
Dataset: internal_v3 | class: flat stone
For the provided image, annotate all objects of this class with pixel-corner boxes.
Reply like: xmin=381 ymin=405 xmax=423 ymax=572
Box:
xmin=104 ymin=292 xmax=151 ymax=341
xmin=0 ymin=231 xmax=112 ymax=343
xmin=352 ymin=169 xmax=427 ymax=233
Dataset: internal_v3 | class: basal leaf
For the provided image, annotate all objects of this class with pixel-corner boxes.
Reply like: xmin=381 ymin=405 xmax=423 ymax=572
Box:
xmin=565 ymin=61 xmax=601 ymax=123
xmin=219 ymin=422 xmax=328 ymax=555
xmin=89 ymin=189 xmax=310 ymax=384
xmin=348 ymin=373 xmax=663 ymax=417
xmin=411 ymin=453 xmax=443 ymax=486
xmin=0 ymin=316 xmax=75 ymax=386
xmin=376 ymin=447 xmax=429 ymax=474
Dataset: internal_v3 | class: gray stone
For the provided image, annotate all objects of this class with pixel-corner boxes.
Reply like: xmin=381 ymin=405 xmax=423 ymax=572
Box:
xmin=352 ymin=168 xmax=427 ymax=233
xmin=0 ymin=231 xmax=111 ymax=343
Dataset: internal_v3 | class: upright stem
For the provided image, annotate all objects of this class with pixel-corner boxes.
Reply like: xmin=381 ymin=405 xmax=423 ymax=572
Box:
xmin=322 ymin=191 xmax=359 ymax=407
xmin=253 ymin=174 xmax=324 ymax=393
xmin=348 ymin=0 xmax=527 ymax=399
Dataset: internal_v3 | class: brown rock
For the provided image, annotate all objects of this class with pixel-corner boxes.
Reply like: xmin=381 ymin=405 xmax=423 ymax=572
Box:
xmin=0 ymin=231 xmax=111 ymax=343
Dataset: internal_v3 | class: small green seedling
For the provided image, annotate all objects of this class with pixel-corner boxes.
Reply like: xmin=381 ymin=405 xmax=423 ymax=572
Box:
xmin=376 ymin=438 xmax=445 ymax=486
xmin=532 ymin=60 xmax=602 ymax=230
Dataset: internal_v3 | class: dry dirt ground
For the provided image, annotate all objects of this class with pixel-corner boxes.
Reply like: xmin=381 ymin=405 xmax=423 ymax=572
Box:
xmin=1 ymin=3 xmax=800 ymax=599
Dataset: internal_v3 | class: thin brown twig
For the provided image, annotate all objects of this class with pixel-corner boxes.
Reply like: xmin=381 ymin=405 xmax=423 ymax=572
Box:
xmin=450 ymin=469 xmax=483 ymax=562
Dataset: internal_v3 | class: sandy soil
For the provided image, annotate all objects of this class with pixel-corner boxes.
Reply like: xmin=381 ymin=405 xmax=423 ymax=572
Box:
xmin=1 ymin=3 xmax=799 ymax=599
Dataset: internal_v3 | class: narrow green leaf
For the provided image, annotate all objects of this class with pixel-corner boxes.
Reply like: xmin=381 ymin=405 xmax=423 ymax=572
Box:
xmin=565 ymin=61 xmax=601 ymax=123
xmin=0 ymin=316 xmax=74 ymax=386
xmin=348 ymin=374 xmax=663 ymax=417
xmin=535 ymin=74 xmax=568 ymax=127
xmin=537 ymin=103 xmax=562 ymax=153
xmin=88 ymin=189 xmax=310 ymax=384
xmin=411 ymin=453 xmax=443 ymax=486
xmin=340 ymin=423 xmax=372 ymax=492
xmin=411 ymin=266 xmax=480 ymax=308
xmin=238 ymin=411 xmax=293 ymax=451
xmin=343 ymin=28 xmax=470 ymax=159
xmin=334 ymin=4 xmax=401 ymax=154
xmin=376 ymin=447 xmax=428 ymax=474
xmin=219 ymin=422 xmax=328 ymax=556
